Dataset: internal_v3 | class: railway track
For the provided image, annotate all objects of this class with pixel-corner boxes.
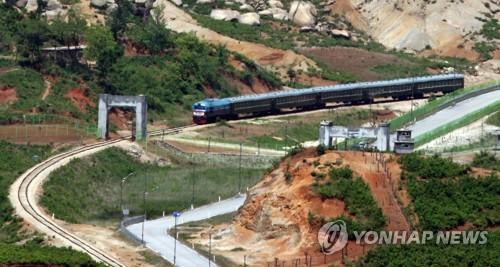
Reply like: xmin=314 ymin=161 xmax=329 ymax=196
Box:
xmin=15 ymin=138 xmax=126 ymax=267
xmin=147 ymin=124 xmax=196 ymax=137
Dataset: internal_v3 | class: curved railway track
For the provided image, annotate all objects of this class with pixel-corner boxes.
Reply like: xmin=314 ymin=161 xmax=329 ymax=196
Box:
xmin=14 ymin=138 xmax=126 ymax=267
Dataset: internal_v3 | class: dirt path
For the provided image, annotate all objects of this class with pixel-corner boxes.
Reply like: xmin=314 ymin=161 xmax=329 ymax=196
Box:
xmin=153 ymin=0 xmax=318 ymax=76
xmin=41 ymin=80 xmax=51 ymax=100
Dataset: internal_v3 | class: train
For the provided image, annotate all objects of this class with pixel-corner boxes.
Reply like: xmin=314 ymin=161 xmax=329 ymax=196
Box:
xmin=191 ymin=74 xmax=464 ymax=124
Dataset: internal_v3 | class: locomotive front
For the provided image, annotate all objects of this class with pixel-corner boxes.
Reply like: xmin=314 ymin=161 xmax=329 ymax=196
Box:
xmin=192 ymin=101 xmax=208 ymax=124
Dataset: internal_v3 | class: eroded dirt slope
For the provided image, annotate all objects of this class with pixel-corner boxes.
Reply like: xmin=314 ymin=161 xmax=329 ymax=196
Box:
xmin=201 ymin=148 xmax=409 ymax=266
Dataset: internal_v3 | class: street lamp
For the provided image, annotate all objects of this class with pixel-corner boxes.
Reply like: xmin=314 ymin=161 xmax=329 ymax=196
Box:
xmin=120 ymin=172 xmax=135 ymax=219
xmin=173 ymin=211 xmax=181 ymax=266
xmin=141 ymin=185 xmax=158 ymax=245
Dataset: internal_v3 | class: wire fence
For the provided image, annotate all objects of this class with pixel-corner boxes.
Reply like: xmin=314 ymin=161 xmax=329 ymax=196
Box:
xmin=0 ymin=123 xmax=98 ymax=143
xmin=414 ymin=100 xmax=500 ymax=147
xmin=0 ymin=114 xmax=99 ymax=143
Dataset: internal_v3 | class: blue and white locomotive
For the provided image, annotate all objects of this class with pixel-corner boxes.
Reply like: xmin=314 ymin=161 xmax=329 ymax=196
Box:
xmin=192 ymin=74 xmax=464 ymax=124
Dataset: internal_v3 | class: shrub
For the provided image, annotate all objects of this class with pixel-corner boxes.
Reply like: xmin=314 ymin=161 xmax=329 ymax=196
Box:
xmin=315 ymin=144 xmax=326 ymax=156
xmin=472 ymin=150 xmax=499 ymax=171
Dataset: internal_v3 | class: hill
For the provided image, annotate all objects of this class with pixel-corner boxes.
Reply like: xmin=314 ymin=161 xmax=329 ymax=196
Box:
xmin=189 ymin=148 xmax=499 ymax=266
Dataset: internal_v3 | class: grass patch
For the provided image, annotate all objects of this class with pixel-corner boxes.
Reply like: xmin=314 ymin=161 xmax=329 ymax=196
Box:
xmin=0 ymin=141 xmax=52 ymax=243
xmin=41 ymin=147 xmax=265 ymax=224
xmin=196 ymin=108 xmax=374 ymax=152
xmin=0 ymin=68 xmax=44 ymax=111
xmin=0 ymin=58 xmax=17 ymax=68
xmin=486 ymin=111 xmax=500 ymax=127
xmin=0 ymin=243 xmax=103 ymax=266
xmin=139 ymin=250 xmax=173 ymax=267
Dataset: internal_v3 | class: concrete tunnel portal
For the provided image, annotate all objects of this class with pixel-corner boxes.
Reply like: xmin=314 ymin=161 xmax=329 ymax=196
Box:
xmin=97 ymin=94 xmax=147 ymax=140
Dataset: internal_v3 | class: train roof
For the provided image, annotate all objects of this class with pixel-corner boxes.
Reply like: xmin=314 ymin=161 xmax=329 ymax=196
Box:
xmin=196 ymin=74 xmax=464 ymax=105
xmin=193 ymin=98 xmax=230 ymax=108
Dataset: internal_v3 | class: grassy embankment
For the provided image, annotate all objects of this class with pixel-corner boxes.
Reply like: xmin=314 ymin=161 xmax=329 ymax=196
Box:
xmin=0 ymin=141 xmax=101 ymax=265
xmin=41 ymin=147 xmax=266 ymax=225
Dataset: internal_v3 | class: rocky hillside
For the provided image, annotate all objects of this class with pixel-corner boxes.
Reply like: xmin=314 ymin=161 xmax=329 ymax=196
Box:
xmin=205 ymin=148 xmax=409 ymax=266
xmin=340 ymin=0 xmax=499 ymax=58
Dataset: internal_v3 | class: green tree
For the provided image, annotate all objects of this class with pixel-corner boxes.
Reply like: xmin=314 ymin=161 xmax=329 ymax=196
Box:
xmin=107 ymin=0 xmax=133 ymax=40
xmin=131 ymin=6 xmax=174 ymax=55
xmin=49 ymin=8 xmax=87 ymax=65
xmin=287 ymin=67 xmax=296 ymax=83
xmin=16 ymin=18 xmax=50 ymax=67
xmin=83 ymin=25 xmax=123 ymax=79
xmin=215 ymin=43 xmax=228 ymax=67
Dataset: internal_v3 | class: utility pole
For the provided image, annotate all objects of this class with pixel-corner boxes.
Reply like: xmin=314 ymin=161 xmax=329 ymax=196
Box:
xmin=284 ymin=123 xmax=288 ymax=155
xmin=120 ymin=172 xmax=134 ymax=220
xmin=208 ymin=234 xmax=212 ymax=267
xmin=141 ymin=169 xmax=147 ymax=245
xmin=191 ymin=166 xmax=195 ymax=209
xmin=173 ymin=211 xmax=181 ymax=266
xmin=239 ymin=142 xmax=242 ymax=194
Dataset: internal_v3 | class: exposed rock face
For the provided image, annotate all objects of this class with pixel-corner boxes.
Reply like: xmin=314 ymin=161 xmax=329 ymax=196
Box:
xmin=46 ymin=0 xmax=61 ymax=11
xmin=106 ymin=3 xmax=118 ymax=14
xmin=267 ymin=0 xmax=283 ymax=8
xmin=25 ymin=0 xmax=38 ymax=12
xmin=210 ymin=9 xmax=241 ymax=21
xmin=349 ymin=0 xmax=495 ymax=54
xmin=239 ymin=12 xmax=261 ymax=25
xmin=44 ymin=8 xmax=68 ymax=21
xmin=260 ymin=7 xmax=288 ymax=20
xmin=196 ymin=0 xmax=214 ymax=3
xmin=288 ymin=1 xmax=317 ymax=27
xmin=172 ymin=0 xmax=182 ymax=5
xmin=330 ymin=29 xmax=350 ymax=39
xmin=16 ymin=0 xmax=28 ymax=8
xmin=239 ymin=4 xmax=253 ymax=11
xmin=90 ymin=0 xmax=107 ymax=8
xmin=395 ymin=28 xmax=434 ymax=51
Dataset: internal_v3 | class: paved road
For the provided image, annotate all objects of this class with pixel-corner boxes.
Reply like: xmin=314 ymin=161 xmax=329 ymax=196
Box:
xmin=408 ymin=90 xmax=500 ymax=138
xmin=127 ymin=195 xmax=247 ymax=267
